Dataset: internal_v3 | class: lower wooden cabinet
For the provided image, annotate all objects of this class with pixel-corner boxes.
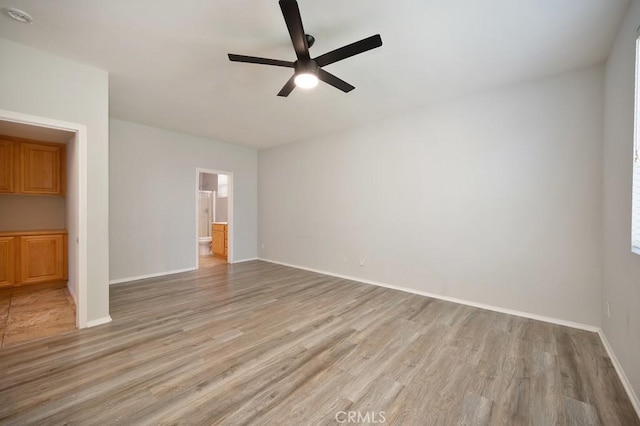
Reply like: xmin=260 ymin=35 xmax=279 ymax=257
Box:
xmin=0 ymin=236 xmax=16 ymax=288
xmin=19 ymin=234 xmax=67 ymax=285
xmin=0 ymin=230 xmax=68 ymax=288
xmin=211 ymin=223 xmax=228 ymax=260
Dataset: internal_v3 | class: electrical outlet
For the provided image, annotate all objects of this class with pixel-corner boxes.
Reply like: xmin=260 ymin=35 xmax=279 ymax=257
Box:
xmin=261 ymin=243 xmax=265 ymax=249
xmin=606 ymin=301 xmax=611 ymax=318
xmin=359 ymin=259 xmax=366 ymax=266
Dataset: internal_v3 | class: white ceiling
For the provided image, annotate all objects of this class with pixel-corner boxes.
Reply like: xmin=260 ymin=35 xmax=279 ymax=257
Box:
xmin=0 ymin=0 xmax=629 ymax=149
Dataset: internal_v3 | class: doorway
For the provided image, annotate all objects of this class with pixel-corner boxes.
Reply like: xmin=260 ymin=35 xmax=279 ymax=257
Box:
xmin=196 ymin=168 xmax=233 ymax=269
xmin=0 ymin=109 xmax=88 ymax=333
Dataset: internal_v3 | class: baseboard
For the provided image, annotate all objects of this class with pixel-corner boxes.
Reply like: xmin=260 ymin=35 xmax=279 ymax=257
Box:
xmin=231 ymin=257 xmax=258 ymax=264
xmin=597 ymin=330 xmax=640 ymax=417
xmin=109 ymin=267 xmax=197 ymax=285
xmin=86 ymin=316 xmax=112 ymax=328
xmin=258 ymin=258 xmax=599 ymax=333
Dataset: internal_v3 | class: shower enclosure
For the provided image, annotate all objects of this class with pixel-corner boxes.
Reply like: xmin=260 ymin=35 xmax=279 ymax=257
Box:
xmin=198 ymin=190 xmax=216 ymax=255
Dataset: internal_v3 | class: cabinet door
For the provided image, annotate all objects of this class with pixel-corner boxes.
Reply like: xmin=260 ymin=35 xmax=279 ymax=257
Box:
xmin=212 ymin=230 xmax=225 ymax=256
xmin=224 ymin=226 xmax=228 ymax=256
xmin=0 ymin=140 xmax=15 ymax=193
xmin=19 ymin=234 xmax=67 ymax=284
xmin=20 ymin=142 xmax=64 ymax=195
xmin=0 ymin=237 xmax=15 ymax=288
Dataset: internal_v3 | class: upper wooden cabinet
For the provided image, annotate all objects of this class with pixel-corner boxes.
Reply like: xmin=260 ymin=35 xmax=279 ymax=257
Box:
xmin=20 ymin=142 xmax=64 ymax=195
xmin=0 ymin=138 xmax=65 ymax=196
xmin=0 ymin=140 xmax=15 ymax=193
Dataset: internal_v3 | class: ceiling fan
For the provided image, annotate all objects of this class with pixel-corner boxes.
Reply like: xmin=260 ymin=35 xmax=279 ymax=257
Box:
xmin=228 ymin=0 xmax=383 ymax=97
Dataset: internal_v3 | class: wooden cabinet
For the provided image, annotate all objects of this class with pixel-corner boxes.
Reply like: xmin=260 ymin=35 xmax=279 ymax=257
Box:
xmin=0 ymin=137 xmax=65 ymax=196
xmin=211 ymin=223 xmax=228 ymax=260
xmin=0 ymin=140 xmax=15 ymax=193
xmin=0 ymin=231 xmax=68 ymax=288
xmin=20 ymin=142 xmax=64 ymax=195
xmin=0 ymin=237 xmax=16 ymax=288
xmin=19 ymin=233 xmax=67 ymax=284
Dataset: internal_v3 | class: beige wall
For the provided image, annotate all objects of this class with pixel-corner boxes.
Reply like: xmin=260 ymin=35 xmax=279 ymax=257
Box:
xmin=0 ymin=196 xmax=66 ymax=231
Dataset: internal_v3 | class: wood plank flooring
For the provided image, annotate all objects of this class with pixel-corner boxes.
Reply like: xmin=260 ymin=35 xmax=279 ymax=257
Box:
xmin=0 ymin=282 xmax=76 ymax=348
xmin=0 ymin=261 xmax=637 ymax=425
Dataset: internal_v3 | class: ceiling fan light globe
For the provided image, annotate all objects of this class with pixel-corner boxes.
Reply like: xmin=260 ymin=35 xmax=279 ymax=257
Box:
xmin=294 ymin=73 xmax=319 ymax=89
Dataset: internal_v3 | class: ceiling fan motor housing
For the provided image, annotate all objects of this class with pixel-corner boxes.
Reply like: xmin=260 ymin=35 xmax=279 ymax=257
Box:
xmin=295 ymin=60 xmax=319 ymax=76
xmin=305 ymin=34 xmax=315 ymax=48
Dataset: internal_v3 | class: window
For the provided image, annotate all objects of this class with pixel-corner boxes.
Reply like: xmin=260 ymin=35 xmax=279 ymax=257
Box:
xmin=633 ymin=37 xmax=640 ymax=254
xmin=218 ymin=174 xmax=228 ymax=198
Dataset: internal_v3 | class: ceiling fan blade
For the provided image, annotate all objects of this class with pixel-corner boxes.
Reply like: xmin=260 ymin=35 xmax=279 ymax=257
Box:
xmin=318 ymin=69 xmax=355 ymax=93
xmin=314 ymin=34 xmax=383 ymax=68
xmin=277 ymin=75 xmax=297 ymax=97
xmin=228 ymin=54 xmax=294 ymax=68
xmin=279 ymin=0 xmax=310 ymax=60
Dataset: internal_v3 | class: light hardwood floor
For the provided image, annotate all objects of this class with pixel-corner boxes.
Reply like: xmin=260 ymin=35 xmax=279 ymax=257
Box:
xmin=0 ymin=261 xmax=637 ymax=425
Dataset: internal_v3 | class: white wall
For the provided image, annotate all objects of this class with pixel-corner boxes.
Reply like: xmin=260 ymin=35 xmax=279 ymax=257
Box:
xmin=0 ymin=38 xmax=110 ymax=323
xmin=259 ymin=66 xmax=604 ymax=326
xmin=109 ymin=119 xmax=257 ymax=281
xmin=602 ymin=0 xmax=640 ymax=401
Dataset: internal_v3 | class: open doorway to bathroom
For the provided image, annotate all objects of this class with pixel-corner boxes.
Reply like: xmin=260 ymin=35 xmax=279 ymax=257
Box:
xmin=196 ymin=170 xmax=230 ymax=269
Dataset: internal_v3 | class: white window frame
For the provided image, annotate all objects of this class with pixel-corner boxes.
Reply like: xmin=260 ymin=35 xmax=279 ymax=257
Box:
xmin=632 ymin=36 xmax=640 ymax=255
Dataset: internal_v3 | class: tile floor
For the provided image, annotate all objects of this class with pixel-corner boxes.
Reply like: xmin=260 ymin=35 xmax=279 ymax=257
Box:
xmin=0 ymin=282 xmax=76 ymax=347
xmin=198 ymin=255 xmax=227 ymax=269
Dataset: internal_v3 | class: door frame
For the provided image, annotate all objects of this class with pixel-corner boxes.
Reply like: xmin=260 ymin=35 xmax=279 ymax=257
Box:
xmin=195 ymin=168 xmax=234 ymax=268
xmin=0 ymin=109 xmax=88 ymax=328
